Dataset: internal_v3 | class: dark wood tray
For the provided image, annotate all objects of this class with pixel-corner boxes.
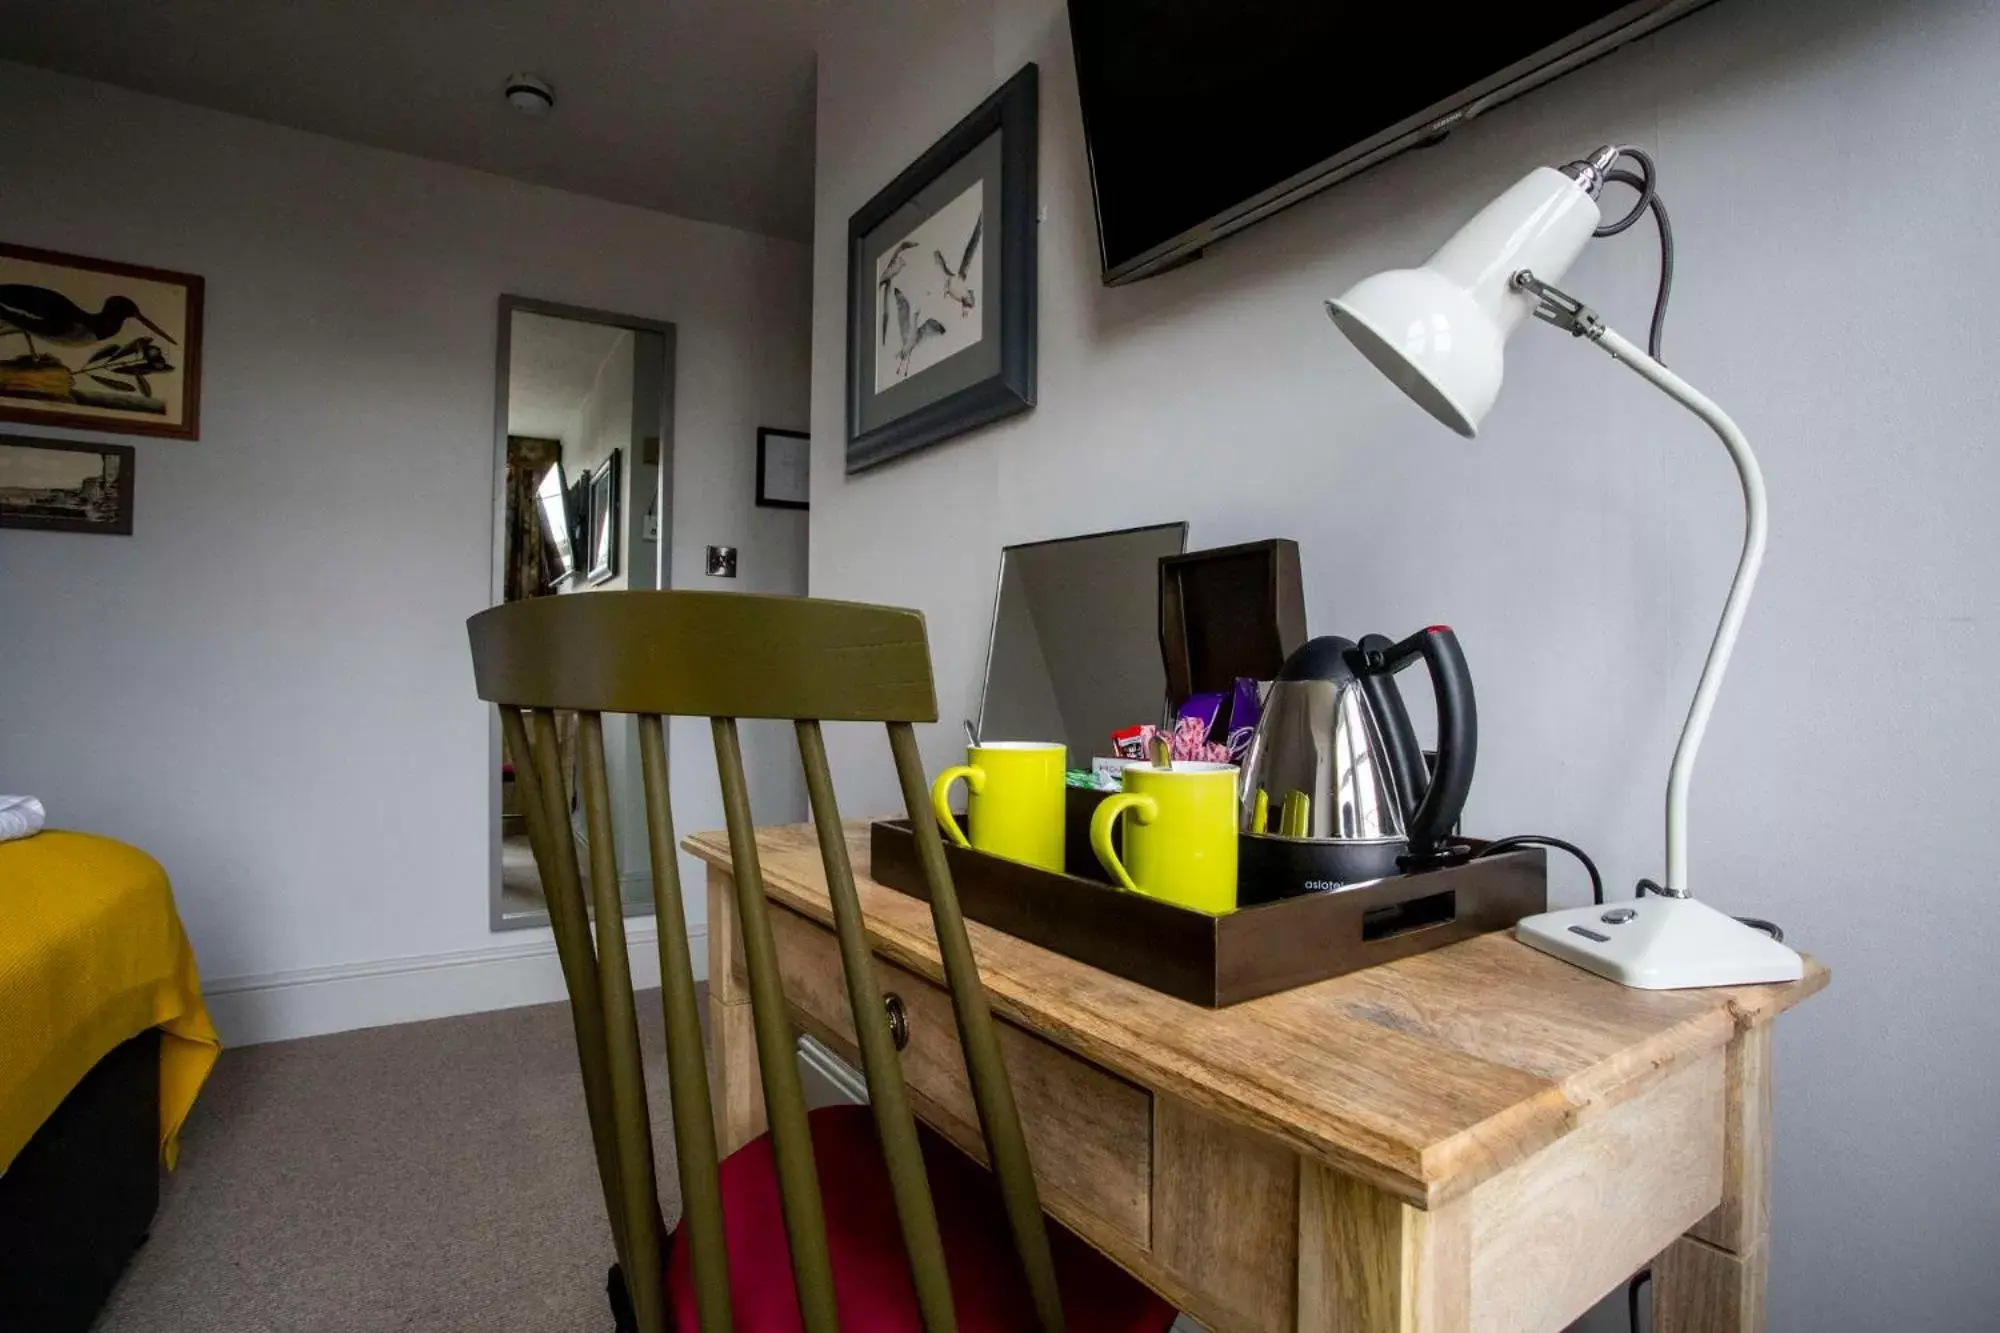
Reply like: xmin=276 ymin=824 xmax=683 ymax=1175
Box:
xmin=869 ymin=810 xmax=1547 ymax=1007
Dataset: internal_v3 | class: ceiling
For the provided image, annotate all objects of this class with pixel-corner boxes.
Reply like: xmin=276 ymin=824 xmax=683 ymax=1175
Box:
xmin=0 ymin=0 xmax=820 ymax=240
xmin=508 ymin=313 xmax=630 ymax=443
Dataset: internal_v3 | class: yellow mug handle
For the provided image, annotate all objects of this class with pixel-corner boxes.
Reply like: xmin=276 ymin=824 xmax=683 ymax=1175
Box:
xmin=1089 ymin=792 xmax=1158 ymax=893
xmin=930 ymin=764 xmax=986 ymax=848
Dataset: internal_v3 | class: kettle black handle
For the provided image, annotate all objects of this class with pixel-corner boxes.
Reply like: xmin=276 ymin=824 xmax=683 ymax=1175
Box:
xmin=1354 ymin=634 xmax=1430 ymax=828
xmin=1357 ymin=626 xmax=1477 ymax=858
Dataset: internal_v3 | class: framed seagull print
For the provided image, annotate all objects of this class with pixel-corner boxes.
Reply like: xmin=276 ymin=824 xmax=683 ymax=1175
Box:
xmin=846 ymin=64 xmax=1036 ymax=473
xmin=0 ymin=242 xmax=205 ymax=439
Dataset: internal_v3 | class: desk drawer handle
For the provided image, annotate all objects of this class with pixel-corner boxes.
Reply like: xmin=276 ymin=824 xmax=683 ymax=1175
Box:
xmin=884 ymin=993 xmax=910 ymax=1052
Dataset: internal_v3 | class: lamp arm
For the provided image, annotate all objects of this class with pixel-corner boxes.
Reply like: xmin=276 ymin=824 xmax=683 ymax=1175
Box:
xmin=1588 ymin=325 xmax=1768 ymax=898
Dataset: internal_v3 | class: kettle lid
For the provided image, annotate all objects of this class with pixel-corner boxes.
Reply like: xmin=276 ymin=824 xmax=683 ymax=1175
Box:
xmin=1274 ymin=635 xmax=1361 ymax=684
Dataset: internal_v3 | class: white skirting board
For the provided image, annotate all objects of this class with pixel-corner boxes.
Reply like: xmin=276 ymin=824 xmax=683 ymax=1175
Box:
xmin=204 ymin=923 xmax=707 ymax=1047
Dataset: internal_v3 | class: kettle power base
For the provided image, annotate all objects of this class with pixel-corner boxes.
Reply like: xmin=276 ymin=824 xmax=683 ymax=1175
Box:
xmin=1514 ymin=895 xmax=1803 ymax=990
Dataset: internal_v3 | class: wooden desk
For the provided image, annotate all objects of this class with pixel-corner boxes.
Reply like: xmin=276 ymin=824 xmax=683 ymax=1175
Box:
xmin=687 ymin=824 xmax=1826 ymax=1333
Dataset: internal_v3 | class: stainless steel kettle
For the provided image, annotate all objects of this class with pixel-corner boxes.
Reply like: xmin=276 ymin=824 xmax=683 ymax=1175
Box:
xmin=1236 ymin=626 xmax=1477 ymax=902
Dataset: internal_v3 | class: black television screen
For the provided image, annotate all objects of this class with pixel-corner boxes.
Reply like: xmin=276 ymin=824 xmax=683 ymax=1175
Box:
xmin=1068 ymin=0 xmax=1718 ymax=283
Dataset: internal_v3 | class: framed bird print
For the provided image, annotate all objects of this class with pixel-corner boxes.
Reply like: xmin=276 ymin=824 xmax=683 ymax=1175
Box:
xmin=846 ymin=64 xmax=1036 ymax=473
xmin=0 ymin=242 xmax=204 ymax=439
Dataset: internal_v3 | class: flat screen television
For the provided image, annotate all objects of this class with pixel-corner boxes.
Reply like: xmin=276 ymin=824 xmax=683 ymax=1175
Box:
xmin=1067 ymin=0 xmax=1721 ymax=284
xmin=534 ymin=460 xmax=577 ymax=585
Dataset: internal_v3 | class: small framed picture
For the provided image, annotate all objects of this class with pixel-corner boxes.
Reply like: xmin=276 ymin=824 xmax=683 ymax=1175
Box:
xmin=0 ymin=242 xmax=204 ymax=439
xmin=586 ymin=450 xmax=621 ymax=585
xmin=756 ymin=427 xmax=810 ymax=510
xmin=0 ymin=434 xmax=136 ymax=535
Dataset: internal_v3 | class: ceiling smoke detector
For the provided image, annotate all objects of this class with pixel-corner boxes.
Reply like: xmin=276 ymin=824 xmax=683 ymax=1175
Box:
xmin=503 ymin=74 xmax=554 ymax=118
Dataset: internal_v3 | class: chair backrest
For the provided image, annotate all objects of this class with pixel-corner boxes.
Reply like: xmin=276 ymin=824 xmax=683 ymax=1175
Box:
xmin=468 ymin=590 xmax=1065 ymax=1333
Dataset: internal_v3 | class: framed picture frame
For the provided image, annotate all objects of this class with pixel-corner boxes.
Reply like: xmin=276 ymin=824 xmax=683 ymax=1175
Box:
xmin=0 ymin=433 xmax=136 ymax=535
xmin=567 ymin=467 xmax=591 ymax=576
xmin=0 ymin=242 xmax=204 ymax=439
xmin=756 ymin=427 xmax=810 ymax=510
xmin=586 ymin=450 xmax=621 ymax=585
xmin=846 ymin=64 xmax=1037 ymax=474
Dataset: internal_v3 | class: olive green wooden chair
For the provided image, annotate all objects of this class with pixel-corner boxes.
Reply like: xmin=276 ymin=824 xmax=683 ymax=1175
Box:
xmin=467 ymin=591 xmax=1173 ymax=1333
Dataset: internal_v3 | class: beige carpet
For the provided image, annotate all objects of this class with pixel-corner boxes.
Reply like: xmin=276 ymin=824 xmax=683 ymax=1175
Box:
xmin=98 ymin=994 xmax=700 ymax=1332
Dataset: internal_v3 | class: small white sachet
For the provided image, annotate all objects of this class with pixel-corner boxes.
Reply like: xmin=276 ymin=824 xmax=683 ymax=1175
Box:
xmin=0 ymin=796 xmax=47 ymax=844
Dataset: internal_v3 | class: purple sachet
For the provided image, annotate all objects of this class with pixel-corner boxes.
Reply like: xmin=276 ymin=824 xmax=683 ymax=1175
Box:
xmin=1176 ymin=691 xmax=1225 ymax=740
xmin=1226 ymin=676 xmax=1263 ymax=761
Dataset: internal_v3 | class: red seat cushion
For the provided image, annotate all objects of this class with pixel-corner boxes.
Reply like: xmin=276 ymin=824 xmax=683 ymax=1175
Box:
xmin=665 ymin=1104 xmax=1176 ymax=1333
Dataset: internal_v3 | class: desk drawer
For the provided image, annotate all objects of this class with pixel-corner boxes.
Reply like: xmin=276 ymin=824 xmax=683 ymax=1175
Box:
xmin=764 ymin=903 xmax=1153 ymax=1250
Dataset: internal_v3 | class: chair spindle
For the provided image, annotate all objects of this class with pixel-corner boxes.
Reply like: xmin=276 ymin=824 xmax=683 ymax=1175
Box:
xmin=637 ymin=713 xmax=736 ymax=1333
xmin=888 ymin=721 xmax=1067 ymax=1333
xmin=516 ymin=706 xmax=633 ymax=1278
xmin=712 ymin=716 xmax=841 ymax=1333
xmin=578 ymin=711 xmax=669 ymax=1333
xmin=797 ymin=720 xmax=958 ymax=1333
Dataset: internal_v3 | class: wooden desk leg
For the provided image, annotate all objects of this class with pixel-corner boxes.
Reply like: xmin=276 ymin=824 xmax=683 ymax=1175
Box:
xmin=705 ymin=864 xmax=766 ymax=1158
xmin=1655 ymin=1235 xmax=1768 ymax=1333
xmin=1299 ymin=1162 xmax=1470 ymax=1333
xmin=1655 ymin=1025 xmax=1773 ymax=1333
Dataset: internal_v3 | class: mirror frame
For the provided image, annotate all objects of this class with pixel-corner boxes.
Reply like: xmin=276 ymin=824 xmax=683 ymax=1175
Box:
xmin=489 ymin=295 xmax=679 ymax=933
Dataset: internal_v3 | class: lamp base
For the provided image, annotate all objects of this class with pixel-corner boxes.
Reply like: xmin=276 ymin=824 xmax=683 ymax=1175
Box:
xmin=1514 ymin=894 xmax=1803 ymax=990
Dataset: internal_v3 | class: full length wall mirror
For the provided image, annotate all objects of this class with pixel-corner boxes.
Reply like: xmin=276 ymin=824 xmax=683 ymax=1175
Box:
xmin=489 ymin=297 xmax=676 ymax=930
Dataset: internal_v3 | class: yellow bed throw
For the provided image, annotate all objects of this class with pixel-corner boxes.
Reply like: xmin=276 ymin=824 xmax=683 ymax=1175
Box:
xmin=1 ymin=832 xmax=220 ymax=1173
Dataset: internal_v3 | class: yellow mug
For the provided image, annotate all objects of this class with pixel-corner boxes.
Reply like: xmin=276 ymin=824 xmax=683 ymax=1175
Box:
xmin=1089 ymin=762 xmax=1239 ymax=915
xmin=930 ymin=742 xmax=1066 ymax=872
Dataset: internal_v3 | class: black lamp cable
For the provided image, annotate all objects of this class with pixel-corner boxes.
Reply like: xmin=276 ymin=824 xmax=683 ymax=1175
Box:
xmin=1478 ymin=842 xmax=1788 ymax=942
xmin=1636 ymin=878 xmax=1786 ymax=942
xmin=1593 ymin=146 xmax=1676 ymax=363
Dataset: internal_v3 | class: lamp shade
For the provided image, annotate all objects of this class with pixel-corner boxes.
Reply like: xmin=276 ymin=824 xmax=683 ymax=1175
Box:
xmin=1326 ymin=166 xmax=1603 ymax=436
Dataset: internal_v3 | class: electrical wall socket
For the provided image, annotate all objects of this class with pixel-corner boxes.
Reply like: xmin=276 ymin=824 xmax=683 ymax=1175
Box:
xmin=705 ymin=545 xmax=738 ymax=578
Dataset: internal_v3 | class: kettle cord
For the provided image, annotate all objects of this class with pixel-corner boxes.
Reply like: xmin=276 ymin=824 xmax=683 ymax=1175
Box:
xmin=1472 ymin=835 xmax=1604 ymax=905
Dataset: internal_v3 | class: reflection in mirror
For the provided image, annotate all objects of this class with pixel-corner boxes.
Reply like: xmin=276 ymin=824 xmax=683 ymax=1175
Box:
xmin=977 ymin=522 xmax=1188 ymax=762
xmin=494 ymin=302 xmax=674 ymax=929
xmin=534 ymin=461 xmax=578 ymax=580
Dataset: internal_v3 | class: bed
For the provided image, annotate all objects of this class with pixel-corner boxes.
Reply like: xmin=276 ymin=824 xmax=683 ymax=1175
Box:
xmin=0 ymin=832 xmax=219 ymax=1332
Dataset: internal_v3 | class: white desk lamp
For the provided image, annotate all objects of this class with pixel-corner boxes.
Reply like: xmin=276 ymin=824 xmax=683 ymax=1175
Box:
xmin=1325 ymin=145 xmax=1802 ymax=989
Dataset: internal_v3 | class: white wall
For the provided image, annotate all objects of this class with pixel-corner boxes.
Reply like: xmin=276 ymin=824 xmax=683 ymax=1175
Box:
xmin=807 ymin=1 xmax=1999 ymax=1329
xmin=666 ymin=318 xmax=813 ymax=910
xmin=0 ymin=62 xmax=811 ymax=1036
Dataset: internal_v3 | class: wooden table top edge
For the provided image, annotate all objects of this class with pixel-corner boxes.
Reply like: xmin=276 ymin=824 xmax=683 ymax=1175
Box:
xmin=685 ymin=822 xmax=1826 ymax=1208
